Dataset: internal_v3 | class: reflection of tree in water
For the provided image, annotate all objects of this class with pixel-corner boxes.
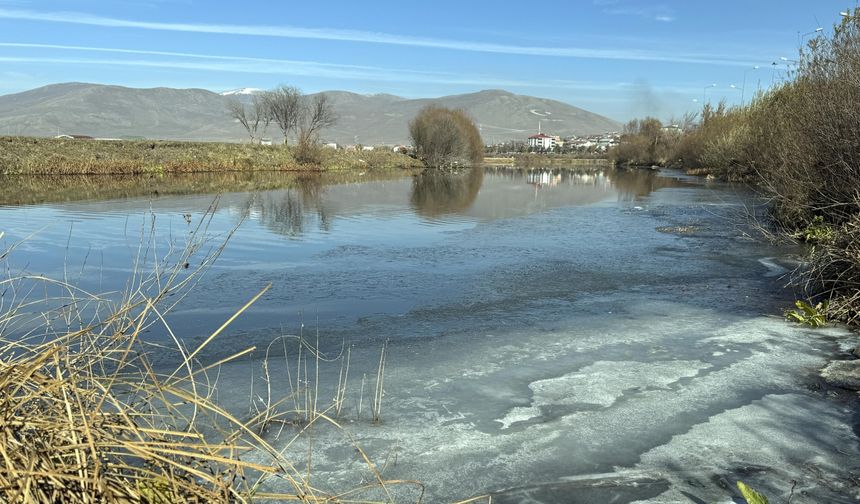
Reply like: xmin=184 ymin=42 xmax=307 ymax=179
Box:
xmin=410 ymin=168 xmax=484 ymax=217
xmin=606 ymin=168 xmax=691 ymax=201
xmin=252 ymin=174 xmax=333 ymax=237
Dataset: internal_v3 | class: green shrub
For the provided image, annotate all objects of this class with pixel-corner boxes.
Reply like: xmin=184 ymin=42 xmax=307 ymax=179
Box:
xmin=737 ymin=481 xmax=769 ymax=504
xmin=785 ymin=299 xmax=829 ymax=327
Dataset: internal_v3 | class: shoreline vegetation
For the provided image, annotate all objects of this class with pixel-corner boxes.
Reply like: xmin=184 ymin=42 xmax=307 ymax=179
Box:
xmin=0 ymin=136 xmax=423 ymax=176
xmin=0 ymin=136 xmax=613 ymax=179
xmin=610 ymin=9 xmax=860 ymax=327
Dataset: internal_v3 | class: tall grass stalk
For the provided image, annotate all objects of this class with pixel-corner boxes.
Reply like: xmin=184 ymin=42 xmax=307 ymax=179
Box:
xmin=372 ymin=341 xmax=388 ymax=424
xmin=334 ymin=344 xmax=352 ymax=418
xmin=358 ymin=373 xmax=367 ymax=421
xmin=253 ymin=333 xmax=373 ymax=431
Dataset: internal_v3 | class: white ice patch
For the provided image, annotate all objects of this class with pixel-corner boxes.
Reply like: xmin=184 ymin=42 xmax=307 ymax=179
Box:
xmin=703 ymin=319 xmax=849 ymax=347
xmin=496 ymin=406 xmax=542 ymax=429
xmin=758 ymin=256 xmax=788 ymax=277
xmin=496 ymin=360 xmax=709 ymax=429
xmin=632 ymin=393 xmax=860 ymax=502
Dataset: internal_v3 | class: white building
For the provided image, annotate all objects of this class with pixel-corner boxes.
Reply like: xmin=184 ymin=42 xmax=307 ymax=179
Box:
xmin=596 ymin=137 xmax=619 ymax=151
xmin=528 ymin=133 xmax=555 ymax=150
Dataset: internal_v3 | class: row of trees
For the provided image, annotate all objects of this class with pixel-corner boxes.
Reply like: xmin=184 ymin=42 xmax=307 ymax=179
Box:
xmin=608 ymin=114 xmax=697 ymax=167
xmin=609 ymin=118 xmax=674 ymax=167
xmin=227 ymin=86 xmax=336 ymax=147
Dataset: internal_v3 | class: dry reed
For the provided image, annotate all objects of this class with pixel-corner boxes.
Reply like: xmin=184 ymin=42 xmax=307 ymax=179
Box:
xmin=0 ymin=205 xmax=424 ymax=503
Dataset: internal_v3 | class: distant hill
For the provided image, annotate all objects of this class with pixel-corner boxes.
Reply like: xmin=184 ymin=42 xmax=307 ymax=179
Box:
xmin=0 ymin=83 xmax=621 ymax=144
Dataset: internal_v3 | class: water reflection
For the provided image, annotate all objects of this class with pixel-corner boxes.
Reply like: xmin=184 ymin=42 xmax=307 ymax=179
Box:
xmin=410 ymin=168 xmax=484 ymax=217
xmin=526 ymin=170 xmax=563 ymax=187
xmin=250 ymin=174 xmax=332 ymax=237
xmin=524 ymin=169 xmax=613 ymax=192
xmin=485 ymin=167 xmax=687 ymax=201
xmin=607 ymin=168 xmax=689 ymax=201
xmin=0 ymin=170 xmax=408 ymax=207
xmin=0 ymin=167 xmax=694 ymax=243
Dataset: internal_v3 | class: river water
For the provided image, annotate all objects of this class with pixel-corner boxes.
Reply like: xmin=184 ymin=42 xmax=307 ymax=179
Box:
xmin=0 ymin=167 xmax=858 ymax=503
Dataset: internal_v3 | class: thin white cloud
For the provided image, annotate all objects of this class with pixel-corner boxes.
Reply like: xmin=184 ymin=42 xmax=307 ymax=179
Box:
xmin=0 ymin=55 xmax=464 ymax=84
xmin=0 ymin=8 xmax=754 ymax=66
xmin=0 ymin=47 xmax=628 ymax=92
xmin=1 ymin=70 xmax=30 ymax=78
xmin=0 ymin=42 xmax=440 ymax=76
xmin=597 ymin=1 xmax=676 ymax=23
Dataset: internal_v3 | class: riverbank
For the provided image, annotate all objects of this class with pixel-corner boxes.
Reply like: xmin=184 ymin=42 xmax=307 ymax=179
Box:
xmin=0 ymin=136 xmax=423 ymax=175
xmin=609 ymin=12 xmax=860 ymax=331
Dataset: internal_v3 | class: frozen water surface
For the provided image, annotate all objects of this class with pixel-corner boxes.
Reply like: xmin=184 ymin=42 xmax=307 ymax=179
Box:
xmin=1 ymin=167 xmax=858 ymax=503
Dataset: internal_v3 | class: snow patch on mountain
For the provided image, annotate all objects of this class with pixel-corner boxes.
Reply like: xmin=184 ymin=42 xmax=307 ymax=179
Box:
xmin=220 ymin=88 xmax=263 ymax=96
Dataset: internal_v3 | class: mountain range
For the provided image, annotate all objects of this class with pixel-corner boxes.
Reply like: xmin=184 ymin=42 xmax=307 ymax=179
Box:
xmin=0 ymin=83 xmax=621 ymax=145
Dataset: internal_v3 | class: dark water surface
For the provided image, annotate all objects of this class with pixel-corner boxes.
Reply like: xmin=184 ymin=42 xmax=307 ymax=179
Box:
xmin=1 ymin=167 xmax=858 ymax=503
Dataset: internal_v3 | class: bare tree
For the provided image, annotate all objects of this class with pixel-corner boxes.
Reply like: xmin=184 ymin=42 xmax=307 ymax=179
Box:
xmin=227 ymin=96 xmax=270 ymax=143
xmin=298 ymin=94 xmax=337 ymax=146
xmin=292 ymin=94 xmax=338 ymax=164
xmin=262 ymin=86 xmax=301 ymax=145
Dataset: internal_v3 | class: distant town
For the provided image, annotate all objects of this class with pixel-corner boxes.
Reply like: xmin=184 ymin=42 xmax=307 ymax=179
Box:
xmin=314 ymin=128 xmax=625 ymax=156
xmin=485 ymin=130 xmax=621 ymax=156
xmin=50 ymin=130 xmax=626 ymax=157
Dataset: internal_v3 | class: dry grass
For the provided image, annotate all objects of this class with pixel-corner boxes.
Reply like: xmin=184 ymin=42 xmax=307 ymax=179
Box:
xmin=0 ymin=136 xmax=422 ymax=176
xmin=0 ymin=206 xmax=425 ymax=502
xmin=802 ymin=212 xmax=860 ymax=324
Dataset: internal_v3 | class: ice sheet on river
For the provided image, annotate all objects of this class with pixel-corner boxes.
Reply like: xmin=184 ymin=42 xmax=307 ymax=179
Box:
xmin=214 ymin=299 xmax=859 ymax=503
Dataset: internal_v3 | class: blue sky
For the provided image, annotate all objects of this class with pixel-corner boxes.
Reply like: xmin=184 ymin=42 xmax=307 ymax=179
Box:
xmin=0 ymin=0 xmax=854 ymax=121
